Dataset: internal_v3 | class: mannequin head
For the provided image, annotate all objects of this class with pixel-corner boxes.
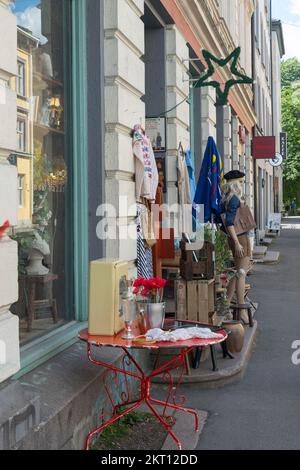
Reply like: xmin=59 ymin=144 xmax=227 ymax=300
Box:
xmin=222 ymin=170 xmax=245 ymax=205
xmin=222 ymin=179 xmax=244 ymax=204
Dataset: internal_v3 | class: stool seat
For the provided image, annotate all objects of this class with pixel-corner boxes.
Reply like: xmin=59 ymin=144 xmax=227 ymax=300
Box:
xmin=230 ymin=303 xmax=251 ymax=309
xmin=231 ymin=303 xmax=254 ymax=327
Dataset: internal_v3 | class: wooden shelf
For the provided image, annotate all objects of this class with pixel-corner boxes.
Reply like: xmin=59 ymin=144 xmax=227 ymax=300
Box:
xmin=34 ymin=122 xmax=65 ymax=136
xmin=33 ymin=72 xmax=64 ymax=88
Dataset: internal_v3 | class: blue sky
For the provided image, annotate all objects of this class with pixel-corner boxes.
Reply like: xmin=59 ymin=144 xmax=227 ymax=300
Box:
xmin=10 ymin=0 xmax=39 ymax=12
xmin=272 ymin=0 xmax=300 ymax=59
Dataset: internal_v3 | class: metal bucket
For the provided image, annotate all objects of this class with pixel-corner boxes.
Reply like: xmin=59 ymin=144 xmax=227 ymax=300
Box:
xmin=146 ymin=302 xmax=165 ymax=329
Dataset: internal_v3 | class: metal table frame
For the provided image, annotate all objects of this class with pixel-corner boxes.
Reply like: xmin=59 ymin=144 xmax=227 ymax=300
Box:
xmin=79 ymin=321 xmax=227 ymax=450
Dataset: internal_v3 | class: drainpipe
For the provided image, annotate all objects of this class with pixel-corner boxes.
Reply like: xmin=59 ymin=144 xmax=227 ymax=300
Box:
xmin=270 ymin=0 xmax=276 ymax=213
xmin=251 ymin=12 xmax=258 ymax=226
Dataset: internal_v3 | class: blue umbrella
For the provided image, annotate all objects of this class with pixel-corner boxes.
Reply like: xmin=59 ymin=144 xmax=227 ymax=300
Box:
xmin=193 ymin=136 xmax=224 ymax=226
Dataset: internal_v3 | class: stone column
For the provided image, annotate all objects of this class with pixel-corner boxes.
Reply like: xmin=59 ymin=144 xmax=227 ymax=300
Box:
xmin=103 ymin=0 xmax=145 ymax=274
xmin=245 ymin=133 xmax=254 ymax=213
xmin=223 ymin=105 xmax=232 ymax=173
xmin=0 ymin=0 xmax=20 ymax=382
xmin=231 ymin=115 xmax=239 ymax=170
xmin=165 ymin=25 xmax=190 ymax=206
xmin=200 ymin=86 xmax=216 ymax=159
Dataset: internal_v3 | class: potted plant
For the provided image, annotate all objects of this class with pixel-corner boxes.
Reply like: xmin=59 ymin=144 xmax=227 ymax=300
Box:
xmin=133 ymin=277 xmax=167 ymax=331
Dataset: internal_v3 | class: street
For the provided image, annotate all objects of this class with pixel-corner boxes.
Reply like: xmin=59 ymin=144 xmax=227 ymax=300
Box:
xmin=182 ymin=218 xmax=300 ymax=450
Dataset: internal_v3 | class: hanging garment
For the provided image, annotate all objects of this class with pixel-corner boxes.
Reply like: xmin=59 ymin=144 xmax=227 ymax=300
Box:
xmin=177 ymin=146 xmax=192 ymax=234
xmin=133 ymin=124 xmax=159 ymax=202
xmin=139 ymin=202 xmax=157 ymax=248
xmin=185 ymin=149 xmax=196 ymax=201
xmin=136 ymin=205 xmax=153 ymax=279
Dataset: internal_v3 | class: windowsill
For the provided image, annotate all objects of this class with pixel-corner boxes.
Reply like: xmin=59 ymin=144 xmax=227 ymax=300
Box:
xmin=13 ymin=321 xmax=87 ymax=379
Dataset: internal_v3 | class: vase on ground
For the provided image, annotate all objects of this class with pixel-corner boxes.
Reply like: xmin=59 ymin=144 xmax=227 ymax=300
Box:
xmin=222 ymin=320 xmax=245 ymax=353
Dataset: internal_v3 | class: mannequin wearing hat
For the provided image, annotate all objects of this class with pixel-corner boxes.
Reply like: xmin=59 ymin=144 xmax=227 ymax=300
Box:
xmin=221 ymin=171 xmax=251 ymax=316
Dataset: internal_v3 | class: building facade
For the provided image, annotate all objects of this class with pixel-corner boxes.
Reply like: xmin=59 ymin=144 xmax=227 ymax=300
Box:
xmin=272 ymin=19 xmax=285 ymax=213
xmin=0 ymin=0 xmax=284 ymax=449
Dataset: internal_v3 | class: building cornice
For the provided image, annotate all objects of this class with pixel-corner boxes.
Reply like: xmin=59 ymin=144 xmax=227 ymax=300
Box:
xmin=161 ymin=0 xmax=256 ymax=133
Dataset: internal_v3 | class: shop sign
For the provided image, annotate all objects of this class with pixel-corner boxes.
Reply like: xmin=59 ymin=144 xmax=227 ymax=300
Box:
xmin=267 ymin=213 xmax=281 ymax=231
xmin=252 ymin=136 xmax=276 ymax=160
xmin=280 ymin=132 xmax=287 ymax=159
xmin=145 ymin=117 xmax=166 ymax=153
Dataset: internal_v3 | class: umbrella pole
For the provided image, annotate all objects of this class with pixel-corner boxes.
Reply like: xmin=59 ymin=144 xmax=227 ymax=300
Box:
xmin=211 ymin=214 xmax=216 ymax=276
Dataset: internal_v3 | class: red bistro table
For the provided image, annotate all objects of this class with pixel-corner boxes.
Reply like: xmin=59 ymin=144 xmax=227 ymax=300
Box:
xmin=79 ymin=319 xmax=227 ymax=450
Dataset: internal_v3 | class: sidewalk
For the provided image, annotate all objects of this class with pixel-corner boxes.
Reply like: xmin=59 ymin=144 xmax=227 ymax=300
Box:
xmin=156 ymin=218 xmax=300 ymax=450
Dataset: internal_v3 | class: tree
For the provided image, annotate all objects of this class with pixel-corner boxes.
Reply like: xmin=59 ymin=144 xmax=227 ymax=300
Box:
xmin=281 ymin=58 xmax=300 ymax=87
xmin=281 ymin=59 xmax=300 ymax=207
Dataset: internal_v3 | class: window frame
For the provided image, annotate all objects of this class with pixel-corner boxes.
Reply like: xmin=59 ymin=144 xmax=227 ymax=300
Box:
xmin=17 ymin=59 xmax=26 ymax=97
xmin=17 ymin=117 xmax=26 ymax=152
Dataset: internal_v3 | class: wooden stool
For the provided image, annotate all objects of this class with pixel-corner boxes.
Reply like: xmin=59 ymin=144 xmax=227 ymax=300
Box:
xmin=22 ymin=273 xmax=59 ymax=332
xmin=231 ymin=303 xmax=254 ymax=328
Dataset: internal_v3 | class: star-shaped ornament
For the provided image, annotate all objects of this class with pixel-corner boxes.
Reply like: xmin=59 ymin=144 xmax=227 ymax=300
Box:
xmin=194 ymin=47 xmax=254 ymax=105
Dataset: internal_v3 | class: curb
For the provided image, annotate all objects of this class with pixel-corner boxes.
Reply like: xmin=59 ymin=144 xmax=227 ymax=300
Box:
xmin=153 ymin=321 xmax=258 ymax=388
xmin=162 ymin=409 xmax=207 ymax=451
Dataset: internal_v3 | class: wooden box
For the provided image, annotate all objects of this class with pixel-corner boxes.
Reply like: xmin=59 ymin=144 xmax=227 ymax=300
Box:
xmin=180 ymin=241 xmax=214 ymax=281
xmin=175 ymin=279 xmax=215 ymax=324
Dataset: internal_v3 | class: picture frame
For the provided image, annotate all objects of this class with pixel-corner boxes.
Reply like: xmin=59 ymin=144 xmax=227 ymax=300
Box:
xmin=145 ymin=117 xmax=166 ymax=153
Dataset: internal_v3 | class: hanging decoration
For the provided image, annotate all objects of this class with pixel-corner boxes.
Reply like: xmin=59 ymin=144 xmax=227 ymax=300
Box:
xmin=194 ymin=47 xmax=254 ymax=106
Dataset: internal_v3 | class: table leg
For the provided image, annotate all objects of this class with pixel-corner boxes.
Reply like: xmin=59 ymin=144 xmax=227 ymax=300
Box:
xmin=85 ymin=400 xmax=143 ymax=450
xmin=85 ymin=344 xmax=202 ymax=451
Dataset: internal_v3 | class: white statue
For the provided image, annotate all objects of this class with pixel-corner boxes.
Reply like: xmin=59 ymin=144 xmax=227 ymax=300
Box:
xmin=26 ymin=232 xmax=50 ymax=276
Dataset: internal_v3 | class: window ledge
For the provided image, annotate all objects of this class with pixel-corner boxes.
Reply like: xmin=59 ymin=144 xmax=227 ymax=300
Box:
xmin=14 ymin=321 xmax=87 ymax=379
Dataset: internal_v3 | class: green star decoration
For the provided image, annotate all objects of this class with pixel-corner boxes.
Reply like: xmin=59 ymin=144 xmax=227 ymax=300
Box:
xmin=194 ymin=47 xmax=254 ymax=106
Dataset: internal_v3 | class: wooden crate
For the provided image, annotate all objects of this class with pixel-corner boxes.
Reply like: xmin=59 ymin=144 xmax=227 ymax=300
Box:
xmin=175 ymin=279 xmax=215 ymax=324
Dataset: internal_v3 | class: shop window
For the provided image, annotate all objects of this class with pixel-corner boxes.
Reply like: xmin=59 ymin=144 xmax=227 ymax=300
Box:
xmin=17 ymin=60 xmax=26 ymax=97
xmin=10 ymin=0 xmax=74 ymax=345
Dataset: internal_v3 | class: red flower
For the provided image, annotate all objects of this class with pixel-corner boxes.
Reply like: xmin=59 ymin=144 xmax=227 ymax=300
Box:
xmin=0 ymin=220 xmax=10 ymax=241
xmin=132 ymin=277 xmax=147 ymax=295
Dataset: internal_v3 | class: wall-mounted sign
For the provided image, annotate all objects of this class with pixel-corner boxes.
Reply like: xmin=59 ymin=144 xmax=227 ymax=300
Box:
xmin=252 ymin=136 xmax=276 ymax=160
xmin=280 ymin=132 xmax=287 ymax=159
xmin=145 ymin=117 xmax=166 ymax=153
xmin=269 ymin=153 xmax=283 ymax=167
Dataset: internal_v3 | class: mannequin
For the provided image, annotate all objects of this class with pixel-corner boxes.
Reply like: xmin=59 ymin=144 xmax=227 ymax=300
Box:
xmin=221 ymin=171 xmax=251 ymax=316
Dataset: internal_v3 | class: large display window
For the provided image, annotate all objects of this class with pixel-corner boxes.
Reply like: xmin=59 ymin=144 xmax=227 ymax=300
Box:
xmin=10 ymin=0 xmax=74 ymax=344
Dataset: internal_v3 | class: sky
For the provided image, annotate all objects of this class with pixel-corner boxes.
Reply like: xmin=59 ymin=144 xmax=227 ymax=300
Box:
xmin=272 ymin=0 xmax=300 ymax=60
xmin=10 ymin=0 xmax=47 ymax=44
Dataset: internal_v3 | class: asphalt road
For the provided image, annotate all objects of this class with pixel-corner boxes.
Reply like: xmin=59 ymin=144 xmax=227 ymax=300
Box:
xmin=184 ymin=218 xmax=300 ymax=450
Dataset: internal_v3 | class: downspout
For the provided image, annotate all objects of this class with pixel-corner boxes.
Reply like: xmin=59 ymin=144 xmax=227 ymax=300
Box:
xmin=270 ymin=0 xmax=276 ymax=212
xmin=251 ymin=12 xmax=258 ymax=226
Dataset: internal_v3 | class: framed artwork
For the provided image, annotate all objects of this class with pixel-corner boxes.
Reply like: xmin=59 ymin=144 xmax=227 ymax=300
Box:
xmin=145 ymin=117 xmax=166 ymax=153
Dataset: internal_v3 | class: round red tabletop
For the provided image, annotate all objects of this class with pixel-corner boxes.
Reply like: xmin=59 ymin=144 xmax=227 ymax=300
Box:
xmin=79 ymin=319 xmax=227 ymax=350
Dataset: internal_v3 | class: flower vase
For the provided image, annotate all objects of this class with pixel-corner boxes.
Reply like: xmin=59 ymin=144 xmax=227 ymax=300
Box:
xmin=146 ymin=302 xmax=165 ymax=329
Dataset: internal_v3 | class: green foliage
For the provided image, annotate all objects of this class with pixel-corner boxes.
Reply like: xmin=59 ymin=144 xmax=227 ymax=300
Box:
xmin=204 ymin=226 xmax=232 ymax=274
xmin=281 ymin=59 xmax=300 ymax=204
xmin=88 ymin=410 xmax=157 ymax=450
xmin=281 ymin=58 xmax=300 ymax=87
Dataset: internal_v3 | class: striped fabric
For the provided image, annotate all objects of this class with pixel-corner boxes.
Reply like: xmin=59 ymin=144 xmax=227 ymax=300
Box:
xmin=136 ymin=207 xmax=153 ymax=279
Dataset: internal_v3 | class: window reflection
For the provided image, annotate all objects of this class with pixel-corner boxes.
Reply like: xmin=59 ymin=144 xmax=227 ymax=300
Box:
xmin=10 ymin=0 xmax=72 ymax=344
